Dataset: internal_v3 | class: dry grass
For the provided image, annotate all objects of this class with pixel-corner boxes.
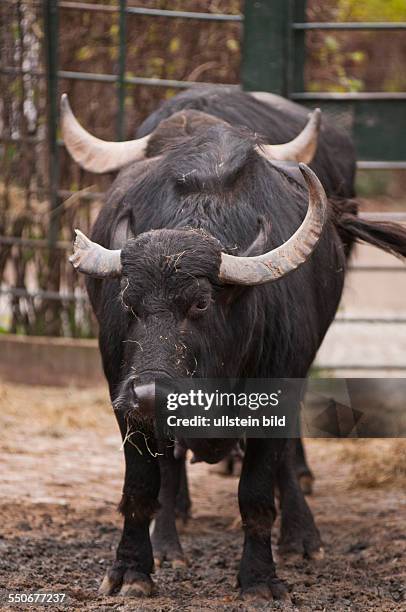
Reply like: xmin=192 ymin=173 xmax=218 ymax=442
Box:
xmin=339 ymin=438 xmax=406 ymax=490
xmin=0 ymin=382 xmax=112 ymax=435
xmin=1 ymin=383 xmax=405 ymax=491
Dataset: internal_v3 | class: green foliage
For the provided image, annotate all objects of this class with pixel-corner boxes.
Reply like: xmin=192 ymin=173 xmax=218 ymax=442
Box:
xmin=226 ymin=38 xmax=239 ymax=53
xmin=75 ymin=46 xmax=94 ymax=62
xmin=356 ymin=171 xmax=390 ymax=197
xmin=308 ymin=32 xmax=366 ymax=92
xmin=169 ymin=37 xmax=181 ymax=54
xmin=308 ymin=0 xmax=406 ymax=92
xmin=337 ymin=0 xmax=406 ymax=22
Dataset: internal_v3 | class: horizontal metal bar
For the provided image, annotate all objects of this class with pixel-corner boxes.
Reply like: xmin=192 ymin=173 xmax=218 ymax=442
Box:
xmin=0 ymin=186 xmax=102 ymax=203
xmin=58 ymin=70 xmax=220 ymax=90
xmin=317 ymin=364 xmax=406 ymax=370
xmin=0 ymin=67 xmax=44 ymax=81
xmin=58 ymin=69 xmax=116 ymax=83
xmin=349 ymin=266 xmax=405 ymax=273
xmin=0 ymin=287 xmax=87 ymax=302
xmin=0 ymin=67 xmax=41 ymax=77
xmin=124 ymin=75 xmax=215 ymax=89
xmin=3 ymin=68 xmax=404 ymax=101
xmin=58 ymin=1 xmax=242 ymax=21
xmin=2 ymin=285 xmax=406 ymax=323
xmin=358 ymin=212 xmax=406 ymax=222
xmin=335 ymin=316 xmax=406 ymax=323
xmin=357 ymin=161 xmax=406 ymax=170
xmin=291 ymin=92 xmax=406 ymax=101
xmin=1 ymin=67 xmax=223 ymax=90
xmin=4 ymin=146 xmax=402 ymax=172
xmin=293 ymin=22 xmax=406 ymax=31
xmin=125 ymin=6 xmax=242 ymax=22
xmin=0 ymin=135 xmax=43 ymax=145
xmin=58 ymin=1 xmax=115 ymax=12
xmin=0 ymin=236 xmax=71 ymax=250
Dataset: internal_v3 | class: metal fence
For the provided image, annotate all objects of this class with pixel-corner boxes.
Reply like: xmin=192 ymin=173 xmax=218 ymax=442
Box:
xmin=1 ymin=1 xmax=406 ymax=366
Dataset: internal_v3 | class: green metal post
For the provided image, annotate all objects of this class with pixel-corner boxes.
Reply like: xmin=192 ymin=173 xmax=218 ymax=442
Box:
xmin=291 ymin=0 xmax=306 ymax=94
xmin=43 ymin=0 xmax=62 ymax=334
xmin=241 ymin=0 xmax=289 ymax=94
xmin=116 ymin=0 xmax=127 ymax=140
xmin=43 ymin=0 xmax=60 ymax=245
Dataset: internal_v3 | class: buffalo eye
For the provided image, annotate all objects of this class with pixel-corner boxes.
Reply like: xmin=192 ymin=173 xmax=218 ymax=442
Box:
xmin=188 ymin=296 xmax=211 ymax=319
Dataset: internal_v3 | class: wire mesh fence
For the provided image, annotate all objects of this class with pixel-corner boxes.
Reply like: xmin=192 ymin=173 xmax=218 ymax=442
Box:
xmin=0 ymin=0 xmax=405 ymax=342
xmin=0 ymin=0 xmax=242 ymax=336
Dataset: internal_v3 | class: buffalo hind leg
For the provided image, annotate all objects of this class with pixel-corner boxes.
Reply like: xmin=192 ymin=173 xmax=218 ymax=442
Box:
xmin=151 ymin=447 xmax=187 ymax=568
xmin=277 ymin=439 xmax=323 ymax=560
xmin=99 ymin=430 xmax=160 ymax=597
xmin=175 ymin=456 xmax=191 ymax=523
xmin=237 ymin=438 xmax=289 ymax=602
xmin=296 ymin=438 xmax=314 ymax=495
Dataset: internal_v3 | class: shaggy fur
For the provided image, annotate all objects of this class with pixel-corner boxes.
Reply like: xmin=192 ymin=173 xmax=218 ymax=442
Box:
xmin=84 ymin=87 xmax=406 ymax=599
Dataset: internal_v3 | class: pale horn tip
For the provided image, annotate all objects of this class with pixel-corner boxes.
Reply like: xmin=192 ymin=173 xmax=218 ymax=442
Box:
xmin=60 ymin=92 xmax=71 ymax=114
xmin=313 ymin=107 xmax=322 ymax=128
xmin=307 ymin=107 xmax=321 ymax=133
xmin=72 ymin=228 xmax=93 ymax=251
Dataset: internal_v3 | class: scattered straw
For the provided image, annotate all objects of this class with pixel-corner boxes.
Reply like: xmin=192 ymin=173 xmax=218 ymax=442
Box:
xmin=341 ymin=439 xmax=406 ymax=490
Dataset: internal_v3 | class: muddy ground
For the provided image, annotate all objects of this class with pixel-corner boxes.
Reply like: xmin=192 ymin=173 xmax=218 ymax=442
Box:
xmin=0 ymin=383 xmax=405 ymax=611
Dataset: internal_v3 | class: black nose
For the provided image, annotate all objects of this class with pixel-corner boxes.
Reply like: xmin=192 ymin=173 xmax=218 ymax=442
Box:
xmin=133 ymin=383 xmax=156 ymax=417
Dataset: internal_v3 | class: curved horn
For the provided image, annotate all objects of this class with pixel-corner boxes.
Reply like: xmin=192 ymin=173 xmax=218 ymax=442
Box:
xmin=69 ymin=229 xmax=122 ymax=278
xmin=257 ymin=108 xmax=321 ymax=164
xmin=218 ymin=164 xmax=328 ymax=286
xmin=61 ymin=94 xmax=150 ymax=173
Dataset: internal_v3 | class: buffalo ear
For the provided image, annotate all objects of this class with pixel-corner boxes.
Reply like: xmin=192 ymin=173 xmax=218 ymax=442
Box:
xmin=216 ymin=219 xmax=271 ymax=305
xmin=111 ymin=215 xmax=134 ymax=249
xmin=217 ymin=164 xmax=328 ymax=286
xmin=241 ymin=216 xmax=271 ymax=257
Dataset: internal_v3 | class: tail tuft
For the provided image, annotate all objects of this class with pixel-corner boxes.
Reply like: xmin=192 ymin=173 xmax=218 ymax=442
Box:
xmin=331 ymin=198 xmax=406 ymax=260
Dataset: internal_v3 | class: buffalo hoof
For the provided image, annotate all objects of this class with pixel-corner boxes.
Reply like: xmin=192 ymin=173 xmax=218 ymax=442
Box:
xmin=240 ymin=579 xmax=291 ymax=603
xmin=299 ymin=473 xmax=314 ymax=496
xmin=151 ymin=525 xmax=187 ymax=569
xmin=152 ymin=535 xmax=187 ymax=569
xmin=307 ymin=545 xmax=325 ymax=561
xmin=99 ymin=564 xmax=154 ymax=597
xmin=277 ymin=541 xmax=325 ymax=563
xmin=154 ymin=550 xmax=188 ymax=570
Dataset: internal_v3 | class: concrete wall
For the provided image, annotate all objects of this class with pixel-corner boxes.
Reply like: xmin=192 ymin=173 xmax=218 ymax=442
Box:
xmin=0 ymin=334 xmax=104 ymax=387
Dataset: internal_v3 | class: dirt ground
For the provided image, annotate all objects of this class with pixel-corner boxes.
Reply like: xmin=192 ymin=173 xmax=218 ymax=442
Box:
xmin=0 ymin=383 xmax=405 ymax=611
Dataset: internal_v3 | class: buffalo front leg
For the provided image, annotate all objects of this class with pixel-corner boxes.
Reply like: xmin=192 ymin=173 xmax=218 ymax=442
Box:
xmin=100 ymin=429 xmax=160 ymax=597
xmin=237 ymin=438 xmax=289 ymax=602
xmin=151 ymin=446 xmax=187 ymax=568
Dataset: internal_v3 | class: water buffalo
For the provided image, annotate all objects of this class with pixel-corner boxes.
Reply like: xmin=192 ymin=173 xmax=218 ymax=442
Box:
xmin=62 ymin=86 xmax=406 ymax=601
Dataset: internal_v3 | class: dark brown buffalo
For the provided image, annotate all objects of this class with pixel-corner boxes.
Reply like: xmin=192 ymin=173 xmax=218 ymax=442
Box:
xmin=62 ymin=86 xmax=406 ymax=601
